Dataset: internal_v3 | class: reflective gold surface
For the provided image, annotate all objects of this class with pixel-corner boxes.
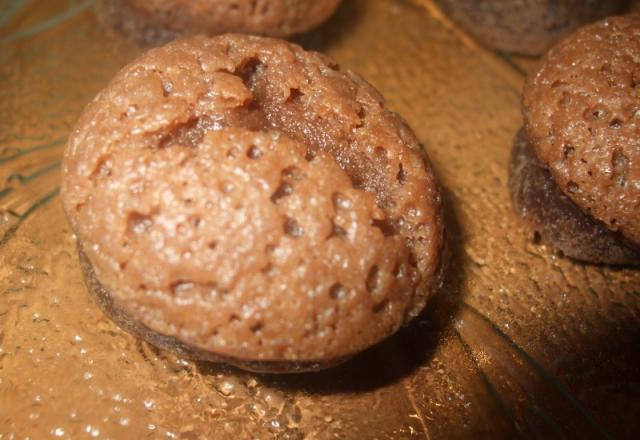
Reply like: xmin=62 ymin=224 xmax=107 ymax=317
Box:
xmin=1 ymin=1 xmax=638 ymax=438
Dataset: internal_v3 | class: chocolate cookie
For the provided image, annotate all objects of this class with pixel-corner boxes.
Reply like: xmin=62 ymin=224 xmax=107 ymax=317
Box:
xmin=435 ymin=0 xmax=627 ymax=56
xmin=509 ymin=14 xmax=640 ymax=265
xmin=96 ymin=0 xmax=343 ymax=47
xmin=524 ymin=14 xmax=640 ymax=247
xmin=61 ymin=35 xmax=444 ymax=372
xmin=509 ymin=128 xmax=640 ymax=265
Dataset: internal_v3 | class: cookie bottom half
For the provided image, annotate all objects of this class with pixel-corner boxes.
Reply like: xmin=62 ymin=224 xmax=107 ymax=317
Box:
xmin=508 ymin=128 xmax=640 ymax=266
xmin=77 ymin=244 xmax=351 ymax=373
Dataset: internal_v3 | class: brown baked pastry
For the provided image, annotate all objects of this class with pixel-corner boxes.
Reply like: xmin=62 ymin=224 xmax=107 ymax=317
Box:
xmin=509 ymin=14 xmax=640 ymax=265
xmin=509 ymin=129 xmax=640 ymax=265
xmin=435 ymin=0 xmax=627 ymax=56
xmin=61 ymin=34 xmax=444 ymax=372
xmin=96 ymin=0 xmax=343 ymax=47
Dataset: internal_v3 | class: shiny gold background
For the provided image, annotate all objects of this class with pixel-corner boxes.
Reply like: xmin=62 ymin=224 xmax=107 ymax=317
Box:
xmin=1 ymin=0 xmax=638 ymax=438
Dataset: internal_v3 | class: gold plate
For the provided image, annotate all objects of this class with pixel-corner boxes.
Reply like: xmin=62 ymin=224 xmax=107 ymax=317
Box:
xmin=1 ymin=1 xmax=638 ymax=438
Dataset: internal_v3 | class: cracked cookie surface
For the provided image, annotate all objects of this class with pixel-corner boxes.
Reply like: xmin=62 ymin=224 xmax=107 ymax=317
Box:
xmin=61 ymin=35 xmax=443 ymax=370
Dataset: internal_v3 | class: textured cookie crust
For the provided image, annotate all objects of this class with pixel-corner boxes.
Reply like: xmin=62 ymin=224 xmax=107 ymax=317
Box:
xmin=524 ymin=14 xmax=640 ymax=246
xmin=435 ymin=0 xmax=626 ymax=56
xmin=77 ymin=246 xmax=349 ymax=372
xmin=61 ymin=35 xmax=443 ymax=368
xmin=96 ymin=0 xmax=343 ymax=46
xmin=509 ymin=129 xmax=640 ymax=265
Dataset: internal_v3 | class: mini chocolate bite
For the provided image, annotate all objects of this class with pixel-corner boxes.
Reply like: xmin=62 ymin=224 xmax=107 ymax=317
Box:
xmin=510 ymin=14 xmax=640 ymax=265
xmin=435 ymin=0 xmax=627 ymax=56
xmin=61 ymin=35 xmax=444 ymax=372
xmin=96 ymin=0 xmax=343 ymax=47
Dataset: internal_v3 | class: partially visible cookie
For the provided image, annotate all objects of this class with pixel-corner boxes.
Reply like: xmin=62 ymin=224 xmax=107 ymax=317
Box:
xmin=509 ymin=128 xmax=640 ymax=265
xmin=524 ymin=13 xmax=640 ymax=247
xmin=61 ymin=35 xmax=444 ymax=372
xmin=509 ymin=14 xmax=640 ymax=265
xmin=435 ymin=0 xmax=627 ymax=56
xmin=96 ymin=0 xmax=343 ymax=46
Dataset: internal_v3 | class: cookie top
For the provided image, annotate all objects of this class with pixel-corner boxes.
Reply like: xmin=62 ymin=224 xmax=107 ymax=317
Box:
xmin=128 ymin=0 xmax=342 ymax=38
xmin=524 ymin=14 xmax=640 ymax=246
xmin=61 ymin=35 xmax=443 ymax=363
